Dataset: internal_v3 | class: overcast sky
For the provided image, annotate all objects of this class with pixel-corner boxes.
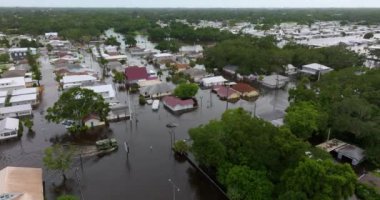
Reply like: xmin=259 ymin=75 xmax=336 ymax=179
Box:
xmin=1 ymin=0 xmax=380 ymax=8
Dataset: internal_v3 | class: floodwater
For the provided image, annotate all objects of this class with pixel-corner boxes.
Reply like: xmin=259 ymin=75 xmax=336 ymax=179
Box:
xmin=0 ymin=31 xmax=291 ymax=200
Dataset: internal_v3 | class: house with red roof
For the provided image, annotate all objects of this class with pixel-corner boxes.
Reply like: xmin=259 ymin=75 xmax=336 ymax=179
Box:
xmin=212 ymin=85 xmax=240 ymax=101
xmin=231 ymin=83 xmax=259 ymax=100
xmin=124 ymin=66 xmax=150 ymax=84
xmin=162 ymin=96 xmax=197 ymax=114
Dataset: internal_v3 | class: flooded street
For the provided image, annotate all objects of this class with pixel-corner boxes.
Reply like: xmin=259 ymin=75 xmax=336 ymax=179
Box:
xmin=0 ymin=32 xmax=291 ymax=200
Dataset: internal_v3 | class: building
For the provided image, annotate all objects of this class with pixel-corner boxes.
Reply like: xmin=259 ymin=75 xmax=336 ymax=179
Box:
xmin=300 ymin=63 xmax=333 ymax=76
xmin=0 ymin=77 xmax=26 ymax=94
xmin=259 ymin=75 xmax=289 ymax=89
xmin=12 ymin=87 xmax=39 ymax=97
xmin=128 ymin=47 xmax=152 ymax=57
xmin=317 ymin=139 xmax=365 ymax=166
xmin=0 ymin=104 xmax=32 ymax=119
xmin=232 ymin=83 xmax=259 ymax=99
xmin=45 ymin=32 xmax=58 ymax=39
xmin=284 ymin=64 xmax=298 ymax=75
xmin=10 ymin=94 xmax=38 ymax=106
xmin=162 ymin=96 xmax=196 ymax=114
xmin=174 ymin=63 xmax=190 ymax=72
xmin=212 ymin=85 xmax=240 ymax=101
xmin=83 ymin=115 xmax=105 ymax=128
xmin=124 ymin=66 xmax=149 ymax=84
xmin=153 ymin=53 xmax=175 ymax=63
xmin=8 ymin=48 xmax=37 ymax=61
xmin=1 ymin=70 xmax=27 ymax=78
xmin=107 ymin=104 xmax=129 ymax=121
xmin=0 ymin=166 xmax=44 ymax=200
xmin=0 ymin=97 xmax=5 ymax=107
xmin=201 ymin=76 xmax=227 ymax=87
xmin=0 ymin=118 xmax=19 ymax=141
xmin=82 ymin=84 xmax=116 ymax=101
xmin=182 ymin=68 xmax=208 ymax=82
xmin=140 ymin=82 xmax=175 ymax=99
xmin=61 ymin=75 xmax=97 ymax=89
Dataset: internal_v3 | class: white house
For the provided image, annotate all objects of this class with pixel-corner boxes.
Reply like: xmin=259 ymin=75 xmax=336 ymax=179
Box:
xmin=300 ymin=63 xmax=333 ymax=76
xmin=0 ymin=104 xmax=32 ymax=119
xmin=45 ymin=32 xmax=58 ymax=39
xmin=12 ymin=87 xmax=38 ymax=96
xmin=201 ymin=76 xmax=227 ymax=87
xmin=83 ymin=115 xmax=105 ymax=128
xmin=0 ymin=97 xmax=5 ymax=107
xmin=61 ymin=75 xmax=97 ymax=89
xmin=0 ymin=77 xmax=26 ymax=94
xmin=0 ymin=118 xmax=19 ymax=141
xmin=153 ymin=53 xmax=175 ymax=62
xmin=10 ymin=93 xmax=38 ymax=106
xmin=8 ymin=48 xmax=37 ymax=61
xmin=82 ymin=84 xmax=116 ymax=100
xmin=0 ymin=91 xmax=7 ymax=98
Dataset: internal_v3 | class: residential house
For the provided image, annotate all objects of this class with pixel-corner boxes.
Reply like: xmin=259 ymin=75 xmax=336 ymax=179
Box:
xmin=10 ymin=93 xmax=38 ymax=106
xmin=140 ymin=82 xmax=175 ymax=99
xmin=45 ymin=32 xmax=58 ymax=39
xmin=0 ymin=97 xmax=5 ymax=107
xmin=128 ymin=47 xmax=152 ymax=57
xmin=201 ymin=76 xmax=227 ymax=87
xmin=12 ymin=87 xmax=39 ymax=97
xmin=0 ymin=104 xmax=32 ymax=119
xmin=82 ymin=84 xmax=116 ymax=101
xmin=153 ymin=53 xmax=175 ymax=63
xmin=223 ymin=65 xmax=243 ymax=80
xmin=8 ymin=48 xmax=37 ymax=61
xmin=182 ymin=68 xmax=208 ymax=82
xmin=284 ymin=64 xmax=298 ymax=75
xmin=137 ymin=79 xmax=162 ymax=87
xmin=179 ymin=45 xmax=203 ymax=58
xmin=83 ymin=115 xmax=105 ymax=128
xmin=107 ymin=104 xmax=129 ymax=121
xmin=1 ymin=70 xmax=26 ymax=78
xmin=162 ymin=96 xmax=196 ymax=114
xmin=317 ymin=139 xmax=365 ymax=166
xmin=124 ymin=66 xmax=149 ymax=84
xmin=232 ymin=83 xmax=259 ymax=100
xmin=259 ymin=75 xmax=289 ymax=89
xmin=300 ymin=63 xmax=333 ymax=76
xmin=0 ymin=118 xmax=19 ymax=141
xmin=0 ymin=166 xmax=44 ymax=200
xmin=61 ymin=75 xmax=97 ymax=89
xmin=212 ymin=85 xmax=240 ymax=101
xmin=0 ymin=77 xmax=26 ymax=94
xmin=174 ymin=63 xmax=190 ymax=72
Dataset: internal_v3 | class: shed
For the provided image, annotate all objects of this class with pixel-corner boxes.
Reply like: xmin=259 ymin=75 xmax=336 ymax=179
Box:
xmin=300 ymin=63 xmax=333 ymax=75
xmin=231 ymin=83 xmax=259 ymax=99
xmin=317 ymin=139 xmax=365 ymax=166
xmin=162 ymin=96 xmax=196 ymax=114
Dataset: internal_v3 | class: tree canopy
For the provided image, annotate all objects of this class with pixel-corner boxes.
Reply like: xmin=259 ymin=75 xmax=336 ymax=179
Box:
xmin=43 ymin=145 xmax=74 ymax=181
xmin=189 ymin=108 xmax=345 ymax=199
xmin=174 ymin=83 xmax=199 ymax=99
xmin=45 ymin=88 xmax=110 ymax=132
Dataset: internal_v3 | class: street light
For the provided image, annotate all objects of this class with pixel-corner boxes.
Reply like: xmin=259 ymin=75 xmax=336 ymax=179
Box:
xmin=168 ymin=178 xmax=180 ymax=200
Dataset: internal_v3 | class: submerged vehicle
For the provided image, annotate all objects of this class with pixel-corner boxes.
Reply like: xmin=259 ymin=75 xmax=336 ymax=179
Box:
xmin=152 ymin=100 xmax=160 ymax=111
xmin=96 ymin=138 xmax=118 ymax=152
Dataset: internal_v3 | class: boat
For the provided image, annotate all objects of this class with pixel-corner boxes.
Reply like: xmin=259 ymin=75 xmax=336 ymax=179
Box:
xmin=152 ymin=100 xmax=160 ymax=111
xmin=96 ymin=138 xmax=118 ymax=151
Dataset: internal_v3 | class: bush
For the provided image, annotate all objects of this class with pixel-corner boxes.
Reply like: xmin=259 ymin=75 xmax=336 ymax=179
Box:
xmin=355 ymin=183 xmax=380 ymax=200
xmin=173 ymin=140 xmax=189 ymax=155
xmin=139 ymin=95 xmax=146 ymax=105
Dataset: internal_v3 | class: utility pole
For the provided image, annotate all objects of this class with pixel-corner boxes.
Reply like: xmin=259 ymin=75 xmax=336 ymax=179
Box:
xmin=225 ymin=84 xmax=229 ymax=111
xmin=168 ymin=179 xmax=180 ymax=200
xmin=75 ymin=168 xmax=85 ymax=200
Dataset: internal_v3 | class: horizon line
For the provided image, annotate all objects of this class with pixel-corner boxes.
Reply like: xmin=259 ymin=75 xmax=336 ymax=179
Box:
xmin=1 ymin=6 xmax=380 ymax=9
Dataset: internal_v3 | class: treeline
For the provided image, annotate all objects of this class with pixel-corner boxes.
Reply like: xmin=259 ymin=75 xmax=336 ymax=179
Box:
xmin=3 ymin=8 xmax=380 ymax=42
xmin=190 ymin=108 xmax=358 ymax=200
xmin=287 ymin=67 xmax=380 ymax=166
xmin=204 ymin=37 xmax=364 ymax=74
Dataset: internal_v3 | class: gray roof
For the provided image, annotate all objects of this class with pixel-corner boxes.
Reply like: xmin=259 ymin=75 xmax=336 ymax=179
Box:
xmin=182 ymin=68 xmax=208 ymax=77
xmin=2 ymin=70 xmax=26 ymax=78
xmin=140 ymin=83 xmax=175 ymax=96
xmin=336 ymin=144 xmax=365 ymax=162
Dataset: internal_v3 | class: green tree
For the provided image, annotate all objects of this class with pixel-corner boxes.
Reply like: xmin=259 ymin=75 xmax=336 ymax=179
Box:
xmin=224 ymin=166 xmax=273 ymax=200
xmin=113 ymin=71 xmax=125 ymax=84
xmin=57 ymin=195 xmax=79 ymax=200
xmin=104 ymin=36 xmax=120 ymax=46
xmin=280 ymin=159 xmax=357 ymax=200
xmin=173 ymin=83 xmax=198 ymax=99
xmin=46 ymin=44 xmax=53 ymax=52
xmin=23 ymin=118 xmax=33 ymax=132
xmin=45 ymin=88 xmax=110 ymax=133
xmin=99 ymin=57 xmax=108 ymax=80
xmin=125 ymin=34 xmax=137 ymax=47
xmin=285 ymin=101 xmax=328 ymax=140
xmin=363 ymin=32 xmax=374 ymax=39
xmin=0 ymin=53 xmax=10 ymax=63
xmin=43 ymin=145 xmax=74 ymax=181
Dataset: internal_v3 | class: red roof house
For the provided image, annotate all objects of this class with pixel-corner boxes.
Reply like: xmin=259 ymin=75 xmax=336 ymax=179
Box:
xmin=231 ymin=83 xmax=259 ymax=99
xmin=162 ymin=96 xmax=196 ymax=114
xmin=124 ymin=66 xmax=149 ymax=84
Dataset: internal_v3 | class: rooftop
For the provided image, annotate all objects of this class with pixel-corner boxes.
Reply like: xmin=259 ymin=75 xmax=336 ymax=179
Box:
xmin=0 ymin=118 xmax=19 ymax=131
xmin=125 ymin=66 xmax=149 ymax=81
xmin=82 ymin=84 xmax=116 ymax=99
xmin=0 ymin=104 xmax=32 ymax=114
xmin=61 ymin=75 xmax=97 ymax=84
xmin=10 ymin=93 xmax=37 ymax=103
xmin=0 ymin=166 xmax=43 ymax=200
xmin=12 ymin=88 xmax=38 ymax=96
xmin=163 ymin=96 xmax=194 ymax=107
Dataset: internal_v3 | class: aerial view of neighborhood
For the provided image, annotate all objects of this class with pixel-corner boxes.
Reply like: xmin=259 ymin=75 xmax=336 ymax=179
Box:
xmin=0 ymin=0 xmax=380 ymax=200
